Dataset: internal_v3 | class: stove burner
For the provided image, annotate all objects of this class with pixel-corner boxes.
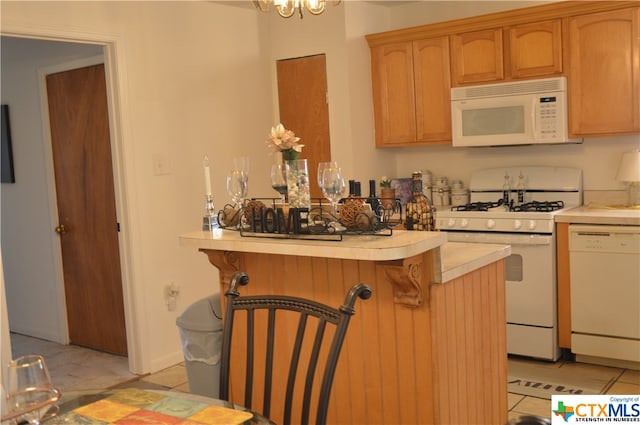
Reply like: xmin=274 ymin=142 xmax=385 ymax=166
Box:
xmin=451 ymin=199 xmax=505 ymax=211
xmin=512 ymin=200 xmax=565 ymax=212
xmin=451 ymin=199 xmax=565 ymax=212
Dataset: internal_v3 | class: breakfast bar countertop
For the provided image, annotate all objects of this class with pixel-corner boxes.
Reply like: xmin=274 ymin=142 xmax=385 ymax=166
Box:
xmin=179 ymin=229 xmax=448 ymax=262
xmin=438 ymin=242 xmax=511 ymax=283
xmin=179 ymin=229 xmax=510 ymax=284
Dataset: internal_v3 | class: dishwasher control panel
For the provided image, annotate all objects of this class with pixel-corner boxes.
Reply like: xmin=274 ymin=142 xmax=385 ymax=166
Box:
xmin=569 ymin=225 xmax=640 ymax=254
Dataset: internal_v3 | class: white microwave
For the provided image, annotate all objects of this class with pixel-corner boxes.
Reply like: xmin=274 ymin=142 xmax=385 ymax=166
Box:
xmin=451 ymin=77 xmax=581 ymax=147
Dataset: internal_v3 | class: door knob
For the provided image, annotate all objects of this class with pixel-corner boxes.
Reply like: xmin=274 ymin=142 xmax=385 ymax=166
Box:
xmin=55 ymin=224 xmax=67 ymax=235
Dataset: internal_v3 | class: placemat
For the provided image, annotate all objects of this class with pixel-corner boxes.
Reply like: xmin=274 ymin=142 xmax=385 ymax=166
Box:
xmin=48 ymin=388 xmax=254 ymax=424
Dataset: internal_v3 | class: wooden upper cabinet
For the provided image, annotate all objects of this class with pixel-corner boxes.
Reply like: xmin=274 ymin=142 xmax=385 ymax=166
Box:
xmin=370 ymin=42 xmax=416 ymax=146
xmin=370 ymin=37 xmax=451 ymax=147
xmin=507 ymin=19 xmax=563 ymax=79
xmin=451 ymin=28 xmax=504 ymax=85
xmin=567 ymin=7 xmax=640 ymax=137
xmin=414 ymin=37 xmax=452 ymax=144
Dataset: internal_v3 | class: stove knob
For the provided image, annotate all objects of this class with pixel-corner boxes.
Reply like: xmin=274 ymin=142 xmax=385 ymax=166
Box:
xmin=487 ymin=219 xmax=496 ymax=229
xmin=528 ymin=220 xmax=537 ymax=230
xmin=460 ymin=218 xmax=469 ymax=228
xmin=514 ymin=219 xmax=522 ymax=230
xmin=447 ymin=218 xmax=456 ymax=228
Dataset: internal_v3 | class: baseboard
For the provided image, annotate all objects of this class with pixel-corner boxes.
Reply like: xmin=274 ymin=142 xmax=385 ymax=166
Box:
xmin=576 ymin=354 xmax=640 ymax=371
xmin=149 ymin=350 xmax=185 ymax=374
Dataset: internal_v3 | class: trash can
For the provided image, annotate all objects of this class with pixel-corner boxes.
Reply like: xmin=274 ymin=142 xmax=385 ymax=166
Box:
xmin=176 ymin=293 xmax=223 ymax=398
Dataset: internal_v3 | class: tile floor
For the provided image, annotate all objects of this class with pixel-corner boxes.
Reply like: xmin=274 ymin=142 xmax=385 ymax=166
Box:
xmin=9 ymin=333 xmax=640 ymax=423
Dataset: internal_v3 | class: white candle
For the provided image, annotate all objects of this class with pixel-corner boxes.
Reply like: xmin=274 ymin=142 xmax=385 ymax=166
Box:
xmin=203 ymin=155 xmax=212 ymax=196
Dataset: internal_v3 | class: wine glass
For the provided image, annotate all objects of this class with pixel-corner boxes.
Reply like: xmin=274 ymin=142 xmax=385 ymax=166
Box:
xmin=270 ymin=164 xmax=287 ymax=204
xmin=5 ymin=355 xmax=60 ymax=424
xmin=321 ymin=167 xmax=347 ymax=217
xmin=233 ymin=156 xmax=250 ymax=176
xmin=317 ymin=161 xmax=339 ymax=188
xmin=226 ymin=170 xmax=248 ymax=206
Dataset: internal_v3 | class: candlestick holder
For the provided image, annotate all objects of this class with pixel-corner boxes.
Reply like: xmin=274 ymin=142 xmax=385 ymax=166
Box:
xmin=202 ymin=194 xmax=219 ymax=231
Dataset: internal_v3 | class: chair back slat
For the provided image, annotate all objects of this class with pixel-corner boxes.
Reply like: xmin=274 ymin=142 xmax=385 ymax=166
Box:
xmin=262 ymin=308 xmax=276 ymax=418
xmin=244 ymin=308 xmax=255 ymax=410
xmin=283 ymin=312 xmax=308 ymax=425
xmin=300 ymin=319 xmax=327 ymax=425
xmin=219 ymin=272 xmax=372 ymax=425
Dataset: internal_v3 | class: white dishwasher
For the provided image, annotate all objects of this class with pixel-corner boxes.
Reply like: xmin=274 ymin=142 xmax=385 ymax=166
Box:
xmin=570 ymin=224 xmax=640 ymax=364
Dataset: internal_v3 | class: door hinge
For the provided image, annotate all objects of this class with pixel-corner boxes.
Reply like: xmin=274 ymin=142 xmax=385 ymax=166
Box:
xmin=117 ymin=222 xmax=121 ymax=232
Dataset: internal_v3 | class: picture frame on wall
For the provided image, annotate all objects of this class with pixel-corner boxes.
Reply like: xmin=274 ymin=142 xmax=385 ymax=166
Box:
xmin=1 ymin=104 xmax=15 ymax=183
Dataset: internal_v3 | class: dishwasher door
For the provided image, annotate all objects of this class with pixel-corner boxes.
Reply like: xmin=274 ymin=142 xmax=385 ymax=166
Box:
xmin=569 ymin=224 xmax=640 ymax=363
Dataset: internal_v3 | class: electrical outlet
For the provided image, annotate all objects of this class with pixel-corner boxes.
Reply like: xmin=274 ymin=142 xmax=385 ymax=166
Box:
xmin=165 ymin=282 xmax=180 ymax=311
xmin=167 ymin=296 xmax=177 ymax=311
xmin=169 ymin=282 xmax=179 ymax=297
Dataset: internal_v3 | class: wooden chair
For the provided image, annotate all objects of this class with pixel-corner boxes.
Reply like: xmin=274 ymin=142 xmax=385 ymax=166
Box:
xmin=219 ymin=271 xmax=372 ymax=425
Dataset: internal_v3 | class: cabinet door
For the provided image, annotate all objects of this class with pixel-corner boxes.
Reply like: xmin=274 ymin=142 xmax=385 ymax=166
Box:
xmin=414 ymin=37 xmax=452 ymax=144
xmin=451 ymin=28 xmax=504 ymax=85
xmin=370 ymin=42 xmax=416 ymax=146
xmin=508 ymin=19 xmax=563 ymax=79
xmin=568 ymin=7 xmax=640 ymax=136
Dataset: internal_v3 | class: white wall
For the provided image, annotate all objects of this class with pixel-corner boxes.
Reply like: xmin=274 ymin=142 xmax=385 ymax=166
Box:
xmin=1 ymin=1 xmax=275 ymax=373
xmin=1 ymin=0 xmax=638 ymax=375
xmin=1 ymin=251 xmax=11 ymax=394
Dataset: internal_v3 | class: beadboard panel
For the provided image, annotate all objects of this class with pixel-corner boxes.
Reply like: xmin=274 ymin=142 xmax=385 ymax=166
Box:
xmin=205 ymin=249 xmax=506 ymax=424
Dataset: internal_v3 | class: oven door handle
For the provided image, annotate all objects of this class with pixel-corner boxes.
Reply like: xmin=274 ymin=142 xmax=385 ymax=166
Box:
xmin=445 ymin=232 xmax=553 ymax=245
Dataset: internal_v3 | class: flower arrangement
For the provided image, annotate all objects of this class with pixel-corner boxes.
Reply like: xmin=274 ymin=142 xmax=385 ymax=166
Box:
xmin=265 ymin=123 xmax=304 ymax=161
xmin=380 ymin=176 xmax=392 ymax=189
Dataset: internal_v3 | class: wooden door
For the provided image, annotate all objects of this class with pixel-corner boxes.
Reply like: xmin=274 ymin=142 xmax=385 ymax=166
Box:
xmin=276 ymin=54 xmax=331 ymax=199
xmin=451 ymin=28 xmax=504 ymax=85
xmin=370 ymin=42 xmax=417 ymax=147
xmin=567 ymin=7 xmax=640 ymax=136
xmin=46 ymin=64 xmax=127 ymax=356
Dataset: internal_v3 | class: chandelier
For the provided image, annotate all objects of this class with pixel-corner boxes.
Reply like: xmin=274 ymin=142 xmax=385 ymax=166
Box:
xmin=254 ymin=0 xmax=341 ymax=19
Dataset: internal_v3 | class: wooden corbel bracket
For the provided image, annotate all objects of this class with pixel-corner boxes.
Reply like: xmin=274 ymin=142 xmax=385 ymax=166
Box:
xmin=380 ymin=254 xmax=424 ymax=307
xmin=200 ymin=249 xmax=241 ymax=284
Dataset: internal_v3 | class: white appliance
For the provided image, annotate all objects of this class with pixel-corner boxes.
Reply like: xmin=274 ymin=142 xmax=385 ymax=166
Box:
xmin=436 ymin=166 xmax=583 ymax=361
xmin=451 ymin=77 xmax=581 ymax=147
xmin=569 ymin=225 xmax=640 ymax=365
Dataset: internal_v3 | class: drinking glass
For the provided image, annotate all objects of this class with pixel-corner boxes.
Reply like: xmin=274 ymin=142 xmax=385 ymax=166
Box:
xmin=317 ymin=161 xmax=339 ymax=188
xmin=270 ymin=164 xmax=287 ymax=203
xmin=233 ymin=156 xmax=250 ymax=176
xmin=226 ymin=170 xmax=248 ymax=206
xmin=5 ymin=355 xmax=59 ymax=424
xmin=321 ymin=167 xmax=347 ymax=217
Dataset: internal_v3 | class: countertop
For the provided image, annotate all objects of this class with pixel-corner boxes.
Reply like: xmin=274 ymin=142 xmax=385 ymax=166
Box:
xmin=555 ymin=204 xmax=640 ymax=226
xmin=180 ymin=229 xmax=511 ymax=283
xmin=179 ymin=229 xmax=447 ymax=262
xmin=438 ymin=242 xmax=511 ymax=283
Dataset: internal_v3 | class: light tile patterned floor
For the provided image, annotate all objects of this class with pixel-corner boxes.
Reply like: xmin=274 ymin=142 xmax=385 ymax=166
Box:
xmin=9 ymin=333 xmax=640 ymax=422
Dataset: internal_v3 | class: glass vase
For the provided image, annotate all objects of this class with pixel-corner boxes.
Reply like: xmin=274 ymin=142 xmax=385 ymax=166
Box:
xmin=285 ymin=159 xmax=311 ymax=208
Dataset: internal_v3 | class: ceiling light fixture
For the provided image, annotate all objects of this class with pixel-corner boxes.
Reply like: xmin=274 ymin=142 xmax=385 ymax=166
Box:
xmin=254 ymin=0 xmax=341 ymax=19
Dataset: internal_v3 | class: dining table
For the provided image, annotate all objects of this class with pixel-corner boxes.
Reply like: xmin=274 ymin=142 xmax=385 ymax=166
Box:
xmin=42 ymin=387 xmax=274 ymax=424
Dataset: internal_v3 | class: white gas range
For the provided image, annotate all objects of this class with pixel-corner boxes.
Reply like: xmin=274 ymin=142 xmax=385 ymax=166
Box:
xmin=436 ymin=166 xmax=582 ymax=361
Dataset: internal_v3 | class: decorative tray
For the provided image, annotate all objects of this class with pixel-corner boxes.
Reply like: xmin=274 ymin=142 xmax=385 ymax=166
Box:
xmin=214 ymin=197 xmax=404 ymax=241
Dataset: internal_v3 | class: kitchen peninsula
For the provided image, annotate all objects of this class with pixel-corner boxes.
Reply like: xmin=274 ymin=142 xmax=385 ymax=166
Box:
xmin=180 ymin=229 xmax=510 ymax=425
